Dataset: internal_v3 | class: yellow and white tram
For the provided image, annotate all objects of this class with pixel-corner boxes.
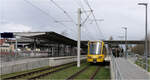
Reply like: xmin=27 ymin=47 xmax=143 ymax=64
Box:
xmin=87 ymin=41 xmax=107 ymax=63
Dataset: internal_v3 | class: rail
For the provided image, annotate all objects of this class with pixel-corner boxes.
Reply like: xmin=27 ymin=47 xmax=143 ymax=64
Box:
xmin=66 ymin=65 xmax=89 ymax=80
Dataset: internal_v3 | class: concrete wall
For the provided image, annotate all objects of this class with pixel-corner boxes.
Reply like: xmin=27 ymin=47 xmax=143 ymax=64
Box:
xmin=0 ymin=56 xmax=86 ymax=75
xmin=48 ymin=56 xmax=86 ymax=66
xmin=0 ymin=59 xmax=49 ymax=75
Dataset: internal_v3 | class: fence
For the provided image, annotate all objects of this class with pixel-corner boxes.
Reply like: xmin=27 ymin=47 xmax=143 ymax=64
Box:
xmin=0 ymin=50 xmax=78 ymax=63
xmin=0 ymin=52 xmax=30 ymax=62
xmin=0 ymin=51 xmax=50 ymax=63
xmin=110 ymin=49 xmax=122 ymax=80
xmin=127 ymin=52 xmax=150 ymax=72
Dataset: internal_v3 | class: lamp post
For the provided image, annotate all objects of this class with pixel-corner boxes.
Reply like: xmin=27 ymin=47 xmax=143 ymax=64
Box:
xmin=122 ymin=27 xmax=127 ymax=59
xmin=138 ymin=3 xmax=148 ymax=71
xmin=118 ymin=35 xmax=124 ymax=57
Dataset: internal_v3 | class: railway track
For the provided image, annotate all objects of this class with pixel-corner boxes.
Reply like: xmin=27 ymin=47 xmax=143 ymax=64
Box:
xmin=66 ymin=65 xmax=101 ymax=80
xmin=66 ymin=65 xmax=90 ymax=80
xmin=2 ymin=61 xmax=108 ymax=80
xmin=28 ymin=63 xmax=76 ymax=80
xmin=2 ymin=61 xmax=77 ymax=80
xmin=90 ymin=65 xmax=101 ymax=80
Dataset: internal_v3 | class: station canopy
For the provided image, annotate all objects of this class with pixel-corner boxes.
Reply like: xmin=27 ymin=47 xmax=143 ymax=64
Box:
xmin=13 ymin=32 xmax=87 ymax=48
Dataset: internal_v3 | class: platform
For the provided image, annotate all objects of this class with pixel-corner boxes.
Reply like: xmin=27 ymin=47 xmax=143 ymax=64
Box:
xmin=115 ymin=58 xmax=149 ymax=80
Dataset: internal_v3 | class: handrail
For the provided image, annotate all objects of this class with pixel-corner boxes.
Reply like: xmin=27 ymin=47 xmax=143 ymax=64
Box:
xmin=110 ymin=50 xmax=122 ymax=80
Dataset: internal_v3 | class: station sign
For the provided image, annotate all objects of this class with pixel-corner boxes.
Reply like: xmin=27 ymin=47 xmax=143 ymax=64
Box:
xmin=0 ymin=32 xmax=14 ymax=38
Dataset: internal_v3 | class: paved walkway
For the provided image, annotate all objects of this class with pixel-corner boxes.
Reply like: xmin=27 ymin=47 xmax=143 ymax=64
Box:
xmin=115 ymin=58 xmax=149 ymax=80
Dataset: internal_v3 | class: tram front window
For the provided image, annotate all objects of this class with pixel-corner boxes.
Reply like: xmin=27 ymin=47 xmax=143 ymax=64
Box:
xmin=89 ymin=42 xmax=101 ymax=55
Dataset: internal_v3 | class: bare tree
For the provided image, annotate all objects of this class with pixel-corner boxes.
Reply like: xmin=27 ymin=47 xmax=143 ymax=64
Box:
xmin=131 ymin=44 xmax=144 ymax=55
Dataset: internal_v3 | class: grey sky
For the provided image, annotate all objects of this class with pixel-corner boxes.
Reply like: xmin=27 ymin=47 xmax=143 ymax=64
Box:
xmin=0 ymin=0 xmax=150 ymax=40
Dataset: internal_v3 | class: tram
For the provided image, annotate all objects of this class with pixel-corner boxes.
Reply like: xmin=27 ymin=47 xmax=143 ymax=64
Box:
xmin=87 ymin=41 xmax=107 ymax=63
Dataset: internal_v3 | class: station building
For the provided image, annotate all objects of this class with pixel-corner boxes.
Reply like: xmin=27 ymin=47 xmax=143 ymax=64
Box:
xmin=4 ymin=31 xmax=87 ymax=57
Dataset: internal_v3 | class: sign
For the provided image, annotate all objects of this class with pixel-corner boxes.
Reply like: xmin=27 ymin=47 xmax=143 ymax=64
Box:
xmin=1 ymin=33 xmax=14 ymax=38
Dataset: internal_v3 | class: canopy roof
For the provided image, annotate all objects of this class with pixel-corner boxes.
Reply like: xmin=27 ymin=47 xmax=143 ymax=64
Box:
xmin=27 ymin=32 xmax=77 ymax=46
xmin=13 ymin=32 xmax=87 ymax=48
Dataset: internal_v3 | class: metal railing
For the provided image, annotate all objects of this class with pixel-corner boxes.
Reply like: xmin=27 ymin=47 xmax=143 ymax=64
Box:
xmin=110 ymin=50 xmax=122 ymax=80
xmin=0 ymin=51 xmax=50 ymax=63
xmin=127 ymin=52 xmax=150 ymax=72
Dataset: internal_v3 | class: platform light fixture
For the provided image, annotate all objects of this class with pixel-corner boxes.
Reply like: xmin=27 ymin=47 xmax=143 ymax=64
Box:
xmin=138 ymin=2 xmax=148 ymax=71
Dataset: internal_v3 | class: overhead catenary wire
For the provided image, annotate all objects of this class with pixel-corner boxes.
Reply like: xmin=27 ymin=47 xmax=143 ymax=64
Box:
xmin=81 ymin=11 xmax=92 ymax=26
xmin=48 ymin=0 xmax=78 ymax=38
xmin=81 ymin=12 xmax=96 ymax=40
xmin=74 ymin=0 xmax=95 ymax=40
xmin=74 ymin=0 xmax=103 ymax=40
xmin=84 ymin=0 xmax=105 ymax=40
xmin=74 ymin=0 xmax=88 ymax=20
xmin=84 ymin=0 xmax=104 ymax=39
xmin=49 ymin=0 xmax=77 ymax=25
xmin=23 ymin=0 xmax=77 ymax=38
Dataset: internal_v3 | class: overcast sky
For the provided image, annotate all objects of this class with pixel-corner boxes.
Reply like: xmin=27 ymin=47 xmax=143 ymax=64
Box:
xmin=0 ymin=0 xmax=150 ymax=40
